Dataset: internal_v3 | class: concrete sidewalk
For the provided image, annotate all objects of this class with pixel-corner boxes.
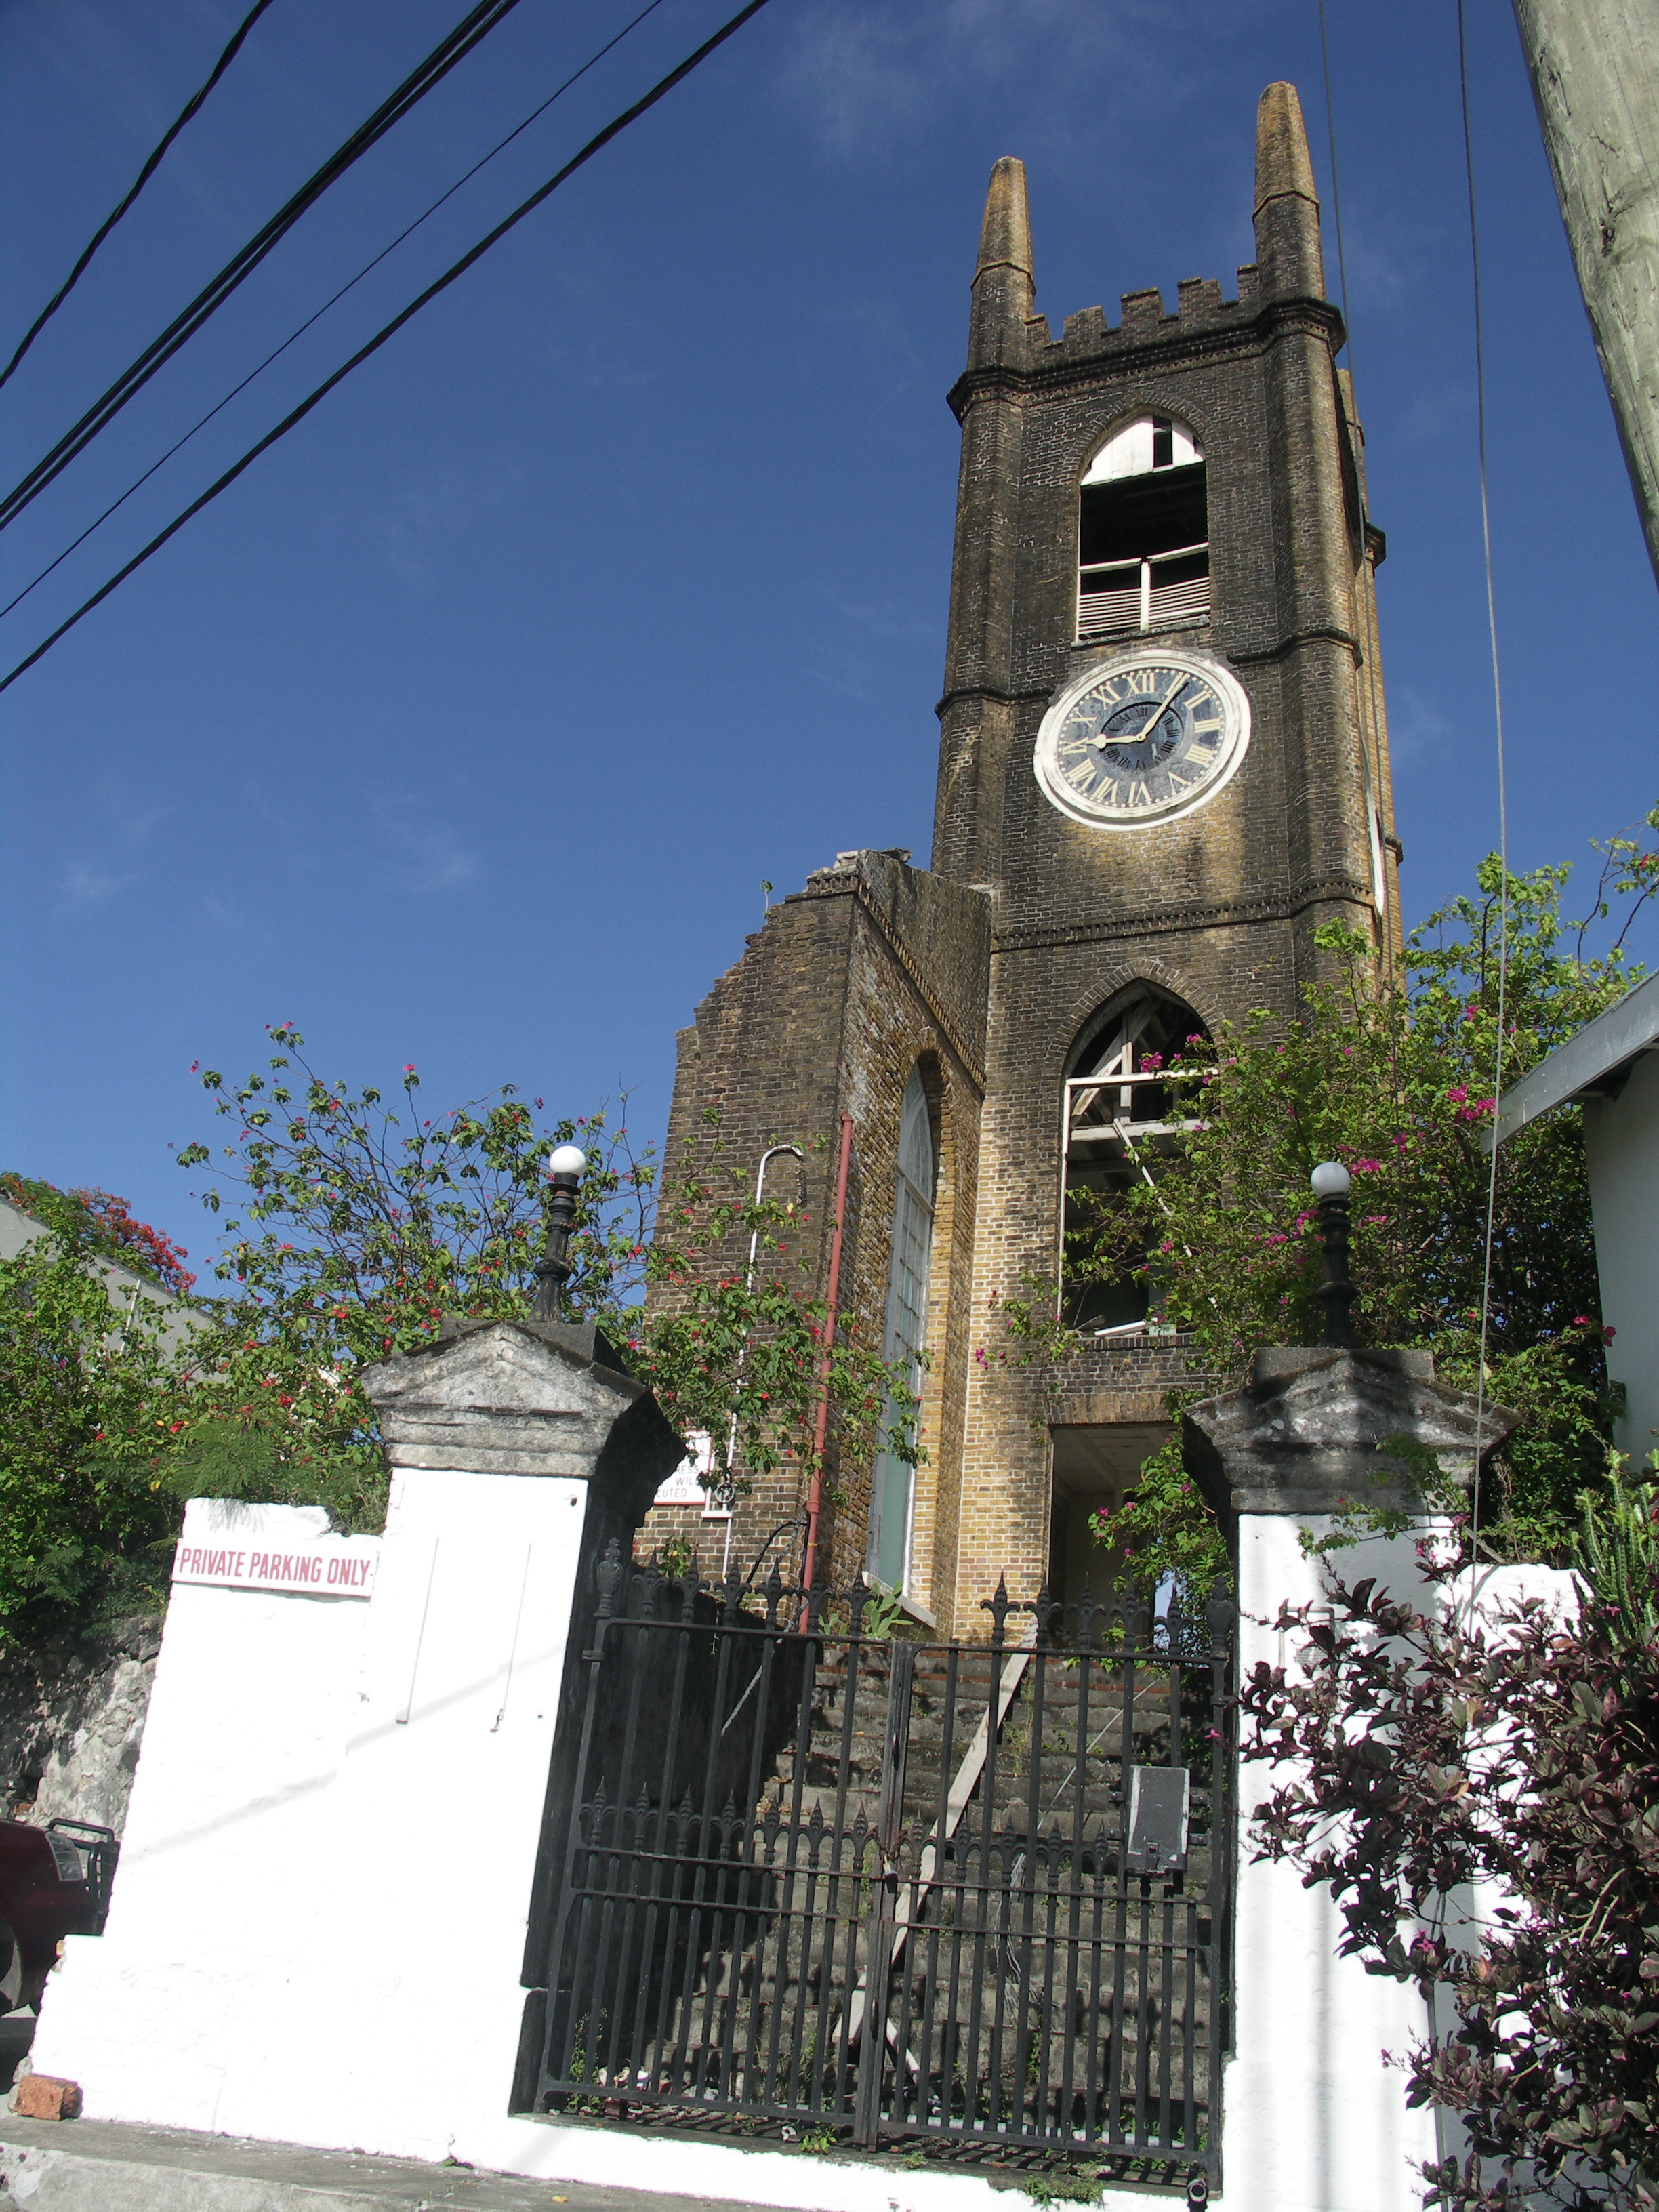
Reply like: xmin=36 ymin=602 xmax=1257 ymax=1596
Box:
xmin=0 ymin=2116 xmax=778 ymax=2212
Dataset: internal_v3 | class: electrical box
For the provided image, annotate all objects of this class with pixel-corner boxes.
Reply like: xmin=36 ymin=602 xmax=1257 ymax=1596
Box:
xmin=1125 ymin=1763 xmax=1190 ymax=1875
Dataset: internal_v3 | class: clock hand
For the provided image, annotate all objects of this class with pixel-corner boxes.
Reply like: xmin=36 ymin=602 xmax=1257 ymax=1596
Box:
xmin=1141 ymin=675 xmax=1188 ymax=737
xmin=1090 ymin=675 xmax=1189 ymax=750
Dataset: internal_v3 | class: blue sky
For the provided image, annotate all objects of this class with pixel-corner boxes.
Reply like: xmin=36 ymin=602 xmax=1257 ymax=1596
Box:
xmin=3 ymin=0 xmax=1656 ymax=1271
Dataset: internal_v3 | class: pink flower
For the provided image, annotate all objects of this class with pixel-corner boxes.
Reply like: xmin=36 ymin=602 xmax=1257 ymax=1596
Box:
xmin=1604 ymin=1326 xmax=1618 ymax=1341
xmin=1353 ymin=1158 xmax=1382 ymax=1174
xmin=1574 ymin=1315 xmax=1592 ymax=1327
xmin=1447 ymin=1086 xmax=1469 ymax=1104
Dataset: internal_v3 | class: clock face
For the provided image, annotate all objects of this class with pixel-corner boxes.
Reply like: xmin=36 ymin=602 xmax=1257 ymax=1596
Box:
xmin=1033 ymin=650 xmax=1250 ymax=830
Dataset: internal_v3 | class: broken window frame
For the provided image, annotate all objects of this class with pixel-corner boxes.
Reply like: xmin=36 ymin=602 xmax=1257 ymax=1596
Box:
xmin=1076 ymin=413 xmax=1211 ymax=642
xmin=1059 ymin=991 xmax=1208 ymax=1338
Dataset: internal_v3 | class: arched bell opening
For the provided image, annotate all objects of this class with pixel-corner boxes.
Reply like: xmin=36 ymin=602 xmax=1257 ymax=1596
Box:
xmin=1078 ymin=414 xmax=1210 ymax=640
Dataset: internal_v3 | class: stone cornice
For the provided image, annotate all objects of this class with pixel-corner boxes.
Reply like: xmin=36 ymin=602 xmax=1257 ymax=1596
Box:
xmin=1229 ymin=625 xmax=1362 ymax=668
xmin=939 ymin=617 xmax=1359 ymax=723
xmin=935 ymin=682 xmax=1056 ymax=720
xmin=991 ymin=872 xmax=1373 ymax=955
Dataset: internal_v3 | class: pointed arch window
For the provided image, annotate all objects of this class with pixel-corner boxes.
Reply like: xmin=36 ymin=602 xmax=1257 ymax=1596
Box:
xmin=1078 ymin=415 xmax=1210 ymax=640
xmin=867 ymin=1069 xmax=935 ymax=1594
xmin=1063 ymin=986 xmax=1209 ymax=1332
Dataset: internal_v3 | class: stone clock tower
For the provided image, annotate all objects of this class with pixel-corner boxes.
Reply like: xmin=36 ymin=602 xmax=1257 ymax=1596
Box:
xmin=642 ymin=83 xmax=1402 ymax=1635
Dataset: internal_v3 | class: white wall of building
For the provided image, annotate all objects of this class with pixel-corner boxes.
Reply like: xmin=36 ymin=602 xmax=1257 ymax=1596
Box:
xmin=1583 ymin=1050 xmax=1659 ymax=1467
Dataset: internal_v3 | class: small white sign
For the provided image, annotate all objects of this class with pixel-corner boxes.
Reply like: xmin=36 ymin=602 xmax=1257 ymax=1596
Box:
xmin=655 ymin=1429 xmax=730 ymax=1515
xmin=172 ymin=1538 xmax=380 ymax=1599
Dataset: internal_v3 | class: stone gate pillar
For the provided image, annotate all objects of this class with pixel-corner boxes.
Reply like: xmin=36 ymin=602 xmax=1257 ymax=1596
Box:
xmin=1183 ymin=1347 xmax=1515 ymax=2212
xmin=27 ymin=1317 xmax=682 ymax=2167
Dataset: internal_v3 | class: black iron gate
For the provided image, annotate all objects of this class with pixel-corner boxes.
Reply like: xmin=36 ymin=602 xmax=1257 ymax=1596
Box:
xmin=530 ymin=1549 xmax=1234 ymax=2184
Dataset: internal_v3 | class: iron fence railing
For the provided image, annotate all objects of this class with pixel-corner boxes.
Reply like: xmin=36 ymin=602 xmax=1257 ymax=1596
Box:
xmin=529 ymin=1551 xmax=1234 ymax=2188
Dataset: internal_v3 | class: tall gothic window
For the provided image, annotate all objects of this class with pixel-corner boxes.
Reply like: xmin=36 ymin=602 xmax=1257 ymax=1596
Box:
xmin=867 ymin=1068 xmax=935 ymax=1593
xmin=1078 ymin=415 xmax=1209 ymax=640
xmin=1062 ymin=985 xmax=1209 ymax=1332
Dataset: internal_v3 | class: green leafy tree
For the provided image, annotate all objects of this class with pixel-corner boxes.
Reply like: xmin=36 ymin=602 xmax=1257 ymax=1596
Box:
xmin=1026 ymin=814 xmax=1659 ymax=1593
xmin=630 ymin=1112 xmax=916 ymax=1513
xmin=1086 ymin=1435 xmax=1231 ymax=1607
xmin=169 ymin=1029 xmax=914 ymax=1538
xmin=1055 ymin=812 xmax=1659 ymax=1580
xmin=0 ymin=1233 xmax=184 ymax=1637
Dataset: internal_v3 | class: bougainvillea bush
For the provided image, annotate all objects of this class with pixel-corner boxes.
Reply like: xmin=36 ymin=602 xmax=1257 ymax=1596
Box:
xmin=1 ymin=1172 xmax=194 ymax=1296
xmin=1240 ymin=1470 xmax=1659 ymax=2212
xmin=1062 ymin=814 xmax=1659 ymax=1584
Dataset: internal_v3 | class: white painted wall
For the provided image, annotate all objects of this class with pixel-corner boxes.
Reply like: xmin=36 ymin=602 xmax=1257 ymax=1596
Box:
xmin=1583 ymin=1052 xmax=1659 ymax=1467
xmin=30 ymin=1470 xmax=585 ymax=2160
xmin=1225 ymin=1533 xmax=1584 ymax=2212
xmin=30 ymin=1485 xmax=1582 ymax=2212
xmin=29 ymin=1499 xmax=375 ymax=2132
xmin=1225 ymin=1515 xmax=1441 ymax=2212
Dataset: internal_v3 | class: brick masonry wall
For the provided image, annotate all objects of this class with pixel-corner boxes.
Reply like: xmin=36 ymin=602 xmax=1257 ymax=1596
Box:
xmin=638 ymin=854 xmax=990 ymax=1626
xmin=928 ymin=154 xmax=1401 ymax=1633
xmin=642 ymin=117 xmax=1401 ymax=1641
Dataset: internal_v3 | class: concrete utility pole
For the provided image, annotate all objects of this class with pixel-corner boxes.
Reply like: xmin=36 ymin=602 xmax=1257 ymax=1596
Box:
xmin=1513 ymin=0 xmax=1659 ymax=590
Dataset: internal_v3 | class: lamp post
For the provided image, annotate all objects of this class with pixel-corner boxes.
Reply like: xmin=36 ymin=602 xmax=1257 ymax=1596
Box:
xmin=1310 ymin=1160 xmax=1356 ymax=1347
xmin=533 ymin=1143 xmax=586 ymax=1322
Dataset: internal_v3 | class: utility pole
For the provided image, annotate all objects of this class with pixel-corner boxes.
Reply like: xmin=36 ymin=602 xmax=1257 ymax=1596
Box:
xmin=1513 ymin=0 xmax=1659 ymax=591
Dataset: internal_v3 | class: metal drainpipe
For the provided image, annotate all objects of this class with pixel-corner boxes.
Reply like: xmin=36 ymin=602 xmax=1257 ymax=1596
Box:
xmin=720 ymin=1142 xmax=804 ymax=1576
xmin=801 ymin=1111 xmax=854 ymax=1604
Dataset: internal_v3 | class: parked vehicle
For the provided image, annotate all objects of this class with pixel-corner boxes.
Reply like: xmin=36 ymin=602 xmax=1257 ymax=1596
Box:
xmin=0 ymin=1818 xmax=114 ymax=2013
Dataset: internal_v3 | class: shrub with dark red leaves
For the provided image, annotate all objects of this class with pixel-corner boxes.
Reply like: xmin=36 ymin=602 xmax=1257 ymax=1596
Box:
xmin=1241 ymin=1567 xmax=1659 ymax=2211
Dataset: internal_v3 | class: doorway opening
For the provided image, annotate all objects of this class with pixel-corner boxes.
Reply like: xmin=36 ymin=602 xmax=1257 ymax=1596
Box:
xmin=1048 ymin=1421 xmax=1170 ymax=1615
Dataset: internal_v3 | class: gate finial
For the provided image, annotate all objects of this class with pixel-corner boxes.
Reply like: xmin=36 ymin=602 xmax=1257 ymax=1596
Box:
xmin=981 ymin=1572 xmax=1012 ymax=1643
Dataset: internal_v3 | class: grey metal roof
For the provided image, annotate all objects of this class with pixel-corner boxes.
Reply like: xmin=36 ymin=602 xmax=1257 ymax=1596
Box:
xmin=1491 ymin=968 xmax=1659 ymax=1147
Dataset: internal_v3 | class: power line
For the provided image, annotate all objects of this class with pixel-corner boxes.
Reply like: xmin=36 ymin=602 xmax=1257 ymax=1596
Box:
xmin=1456 ymin=0 xmax=1511 ymax=1601
xmin=1 ymin=0 xmax=281 ymax=390
xmin=0 ymin=0 xmax=530 ymax=535
xmin=1315 ymin=1 xmax=1395 ymax=994
xmin=0 ymin=0 xmax=669 ymax=628
xmin=0 ymin=0 xmax=776 ymax=695
xmin=1315 ymin=0 xmax=1353 ymax=343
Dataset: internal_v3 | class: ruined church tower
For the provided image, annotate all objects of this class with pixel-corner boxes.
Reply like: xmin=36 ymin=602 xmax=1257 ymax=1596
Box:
xmin=642 ymin=84 xmax=1401 ymax=1636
